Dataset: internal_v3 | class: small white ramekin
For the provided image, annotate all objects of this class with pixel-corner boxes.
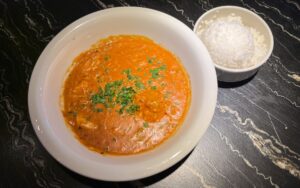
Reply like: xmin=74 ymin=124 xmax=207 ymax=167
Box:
xmin=194 ymin=6 xmax=274 ymax=82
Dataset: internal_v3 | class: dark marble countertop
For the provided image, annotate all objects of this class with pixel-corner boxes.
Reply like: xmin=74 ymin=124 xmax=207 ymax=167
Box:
xmin=1 ymin=0 xmax=300 ymax=187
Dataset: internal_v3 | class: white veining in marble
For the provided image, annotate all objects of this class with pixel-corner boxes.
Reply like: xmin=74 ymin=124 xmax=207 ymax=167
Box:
xmin=0 ymin=0 xmax=63 ymax=186
xmin=211 ymin=124 xmax=280 ymax=188
xmin=284 ymin=0 xmax=300 ymax=10
xmin=239 ymin=0 xmax=300 ymax=42
xmin=253 ymin=0 xmax=299 ymax=31
xmin=0 ymin=63 xmax=62 ymax=188
xmin=257 ymin=78 xmax=300 ymax=108
xmin=288 ymin=74 xmax=300 ymax=82
xmin=267 ymin=113 xmax=283 ymax=145
xmin=216 ymin=105 xmax=300 ymax=179
xmin=200 ymin=154 xmax=235 ymax=187
xmin=90 ymin=0 xmax=108 ymax=9
xmin=183 ymin=165 xmax=216 ymax=188
xmin=275 ymin=38 xmax=300 ymax=63
xmin=267 ymin=54 xmax=300 ymax=88
xmin=116 ymin=0 xmax=130 ymax=6
xmin=271 ymin=54 xmax=300 ymax=75
xmin=166 ymin=0 xmax=195 ymax=26
xmin=232 ymin=88 xmax=300 ymax=161
xmin=230 ymin=89 xmax=289 ymax=131
xmin=27 ymin=0 xmax=58 ymax=29
xmin=23 ymin=0 xmax=57 ymax=42
xmin=227 ymin=160 xmax=256 ymax=187
xmin=197 ymin=0 xmax=213 ymax=11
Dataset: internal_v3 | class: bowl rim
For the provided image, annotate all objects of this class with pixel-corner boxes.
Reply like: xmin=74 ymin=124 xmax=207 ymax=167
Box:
xmin=193 ymin=5 xmax=274 ymax=73
xmin=28 ymin=7 xmax=218 ymax=181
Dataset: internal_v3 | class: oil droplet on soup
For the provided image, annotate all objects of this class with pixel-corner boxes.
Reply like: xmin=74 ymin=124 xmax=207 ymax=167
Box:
xmin=61 ymin=35 xmax=191 ymax=155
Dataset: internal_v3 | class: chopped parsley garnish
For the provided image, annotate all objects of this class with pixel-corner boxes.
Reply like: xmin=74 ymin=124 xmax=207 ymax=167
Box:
xmin=160 ymin=82 xmax=166 ymax=87
xmin=126 ymin=104 xmax=140 ymax=114
xmin=116 ymin=87 xmax=136 ymax=107
xmin=91 ymin=68 xmax=150 ymax=115
xmin=150 ymin=65 xmax=167 ymax=79
xmin=123 ymin=69 xmax=134 ymax=80
xmin=143 ymin=122 xmax=149 ymax=128
xmin=92 ymin=80 xmax=129 ymax=110
xmin=159 ymin=64 xmax=167 ymax=70
xmin=151 ymin=86 xmax=157 ymax=90
xmin=96 ymin=108 xmax=103 ymax=112
xmin=150 ymin=68 xmax=160 ymax=79
xmin=135 ymin=80 xmax=145 ymax=90
xmin=147 ymin=56 xmax=155 ymax=64
xmin=91 ymin=83 xmax=140 ymax=115
xmin=104 ymin=80 xmax=122 ymax=103
xmin=91 ymin=93 xmax=105 ymax=104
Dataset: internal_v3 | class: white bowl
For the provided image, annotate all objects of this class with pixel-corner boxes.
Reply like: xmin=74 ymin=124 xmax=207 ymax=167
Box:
xmin=194 ymin=6 xmax=274 ymax=82
xmin=28 ymin=7 xmax=217 ymax=181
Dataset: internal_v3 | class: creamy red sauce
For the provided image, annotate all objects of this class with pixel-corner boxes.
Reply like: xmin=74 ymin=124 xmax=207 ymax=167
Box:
xmin=61 ymin=35 xmax=191 ymax=155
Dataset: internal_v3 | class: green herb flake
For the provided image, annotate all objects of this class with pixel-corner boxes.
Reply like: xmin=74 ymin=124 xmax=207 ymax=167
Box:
xmin=123 ymin=69 xmax=131 ymax=75
xmin=126 ymin=104 xmax=140 ymax=114
xmin=123 ymin=69 xmax=134 ymax=80
xmin=91 ymin=93 xmax=105 ymax=104
xmin=104 ymin=80 xmax=123 ymax=103
xmin=150 ymin=68 xmax=160 ymax=79
xmin=150 ymin=65 xmax=167 ymax=79
xmin=91 ymin=77 xmax=141 ymax=115
xmin=160 ymin=64 xmax=167 ymax=70
xmin=96 ymin=108 xmax=103 ymax=112
xmin=143 ymin=122 xmax=149 ymax=128
xmin=117 ymin=108 xmax=123 ymax=114
xmin=135 ymin=80 xmax=145 ymax=90
xmin=116 ymin=87 xmax=136 ymax=107
xmin=147 ymin=56 xmax=155 ymax=64
xmin=104 ymin=55 xmax=110 ymax=61
xmin=151 ymin=86 xmax=157 ymax=90
xmin=91 ymin=80 xmax=122 ymax=108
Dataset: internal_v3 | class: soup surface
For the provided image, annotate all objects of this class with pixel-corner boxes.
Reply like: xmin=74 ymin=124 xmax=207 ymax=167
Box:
xmin=61 ymin=35 xmax=191 ymax=155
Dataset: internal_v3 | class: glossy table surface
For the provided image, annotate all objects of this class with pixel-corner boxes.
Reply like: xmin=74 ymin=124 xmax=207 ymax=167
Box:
xmin=0 ymin=0 xmax=299 ymax=187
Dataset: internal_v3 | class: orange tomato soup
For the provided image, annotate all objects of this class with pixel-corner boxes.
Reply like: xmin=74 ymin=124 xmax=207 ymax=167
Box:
xmin=61 ymin=35 xmax=191 ymax=155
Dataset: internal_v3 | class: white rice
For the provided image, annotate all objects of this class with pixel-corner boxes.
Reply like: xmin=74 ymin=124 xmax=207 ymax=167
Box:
xmin=196 ymin=15 xmax=267 ymax=69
